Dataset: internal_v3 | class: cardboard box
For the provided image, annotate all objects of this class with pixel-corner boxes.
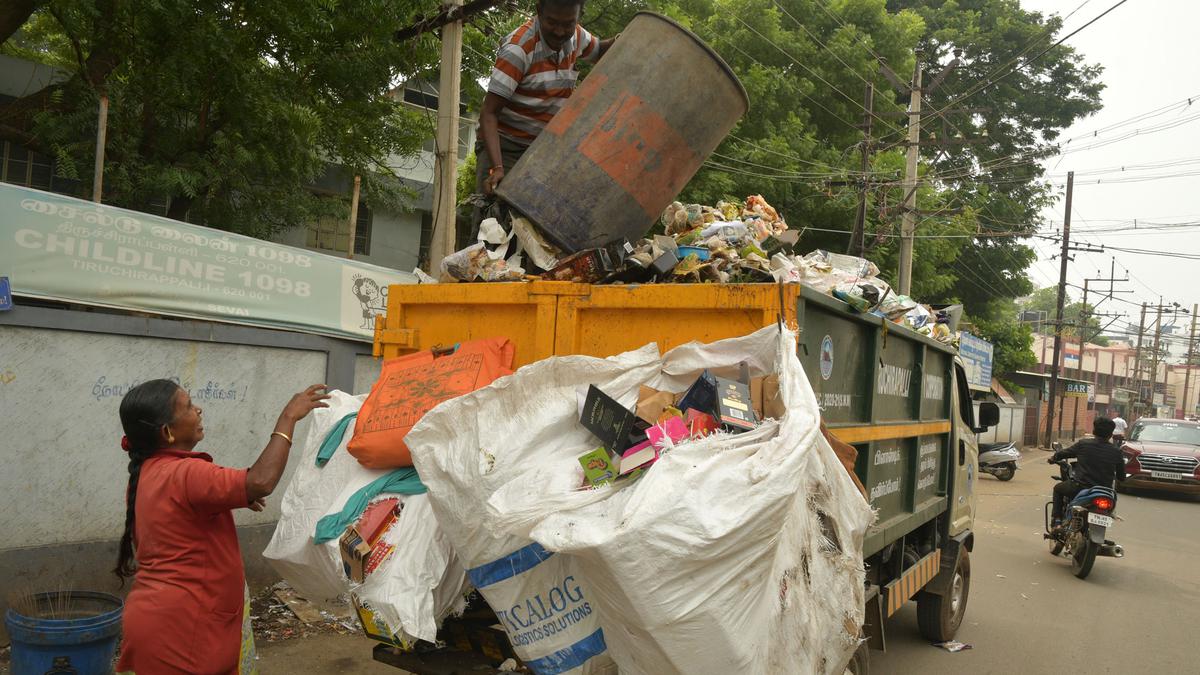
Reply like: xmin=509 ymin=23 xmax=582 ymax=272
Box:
xmin=677 ymin=370 xmax=718 ymax=418
xmin=364 ymin=543 xmax=396 ymax=577
xmin=579 ymin=446 xmax=620 ymax=487
xmin=619 ymin=440 xmax=659 ymax=475
xmin=353 ymin=595 xmax=415 ymax=649
xmin=339 ymin=526 xmax=372 ymax=583
xmin=714 ymin=376 xmax=757 ymax=431
xmin=685 ymin=408 xmax=720 ymax=437
xmin=762 ymin=375 xmax=785 ymax=420
xmin=636 ymin=385 xmax=677 ymax=425
xmin=357 ymin=498 xmax=399 ymax=547
xmin=545 ymin=248 xmax=614 ymax=283
xmin=581 ymin=385 xmax=637 ymax=451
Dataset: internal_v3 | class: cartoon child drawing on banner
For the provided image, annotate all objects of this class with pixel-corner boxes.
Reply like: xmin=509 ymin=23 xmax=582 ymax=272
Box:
xmin=352 ymin=275 xmax=387 ymax=331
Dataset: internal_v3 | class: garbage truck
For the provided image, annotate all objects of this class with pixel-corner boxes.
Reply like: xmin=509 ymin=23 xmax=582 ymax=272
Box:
xmin=365 ymin=280 xmax=999 ymax=674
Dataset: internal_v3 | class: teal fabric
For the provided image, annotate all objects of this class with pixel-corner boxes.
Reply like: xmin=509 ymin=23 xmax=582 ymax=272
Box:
xmin=313 ymin=468 xmax=428 ymax=544
xmin=315 ymin=412 xmax=358 ymax=467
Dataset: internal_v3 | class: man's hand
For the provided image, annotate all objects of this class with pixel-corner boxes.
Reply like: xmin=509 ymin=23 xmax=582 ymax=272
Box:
xmin=248 ymin=498 xmax=267 ymax=512
xmin=485 ymin=167 xmax=505 ymax=194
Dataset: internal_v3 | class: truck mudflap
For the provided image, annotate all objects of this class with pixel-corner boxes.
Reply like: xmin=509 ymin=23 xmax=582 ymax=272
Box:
xmin=882 ymin=549 xmax=942 ymax=617
xmin=922 ymin=532 xmax=973 ymax=597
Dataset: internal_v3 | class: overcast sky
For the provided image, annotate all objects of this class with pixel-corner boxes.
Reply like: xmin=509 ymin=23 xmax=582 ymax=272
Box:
xmin=1016 ymin=0 xmax=1200 ymax=341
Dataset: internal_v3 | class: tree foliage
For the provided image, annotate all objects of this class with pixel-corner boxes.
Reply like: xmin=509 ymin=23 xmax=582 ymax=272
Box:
xmin=3 ymin=0 xmax=444 ymax=237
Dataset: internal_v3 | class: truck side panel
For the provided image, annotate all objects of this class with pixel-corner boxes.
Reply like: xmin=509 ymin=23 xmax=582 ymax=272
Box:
xmin=798 ymin=291 xmax=956 ymax=558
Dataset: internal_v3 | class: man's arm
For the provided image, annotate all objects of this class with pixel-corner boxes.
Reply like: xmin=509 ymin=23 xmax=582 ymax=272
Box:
xmin=479 ymin=92 xmax=509 ymax=194
xmin=598 ymin=34 xmax=619 ymax=58
xmin=1050 ymin=441 xmax=1080 ymax=463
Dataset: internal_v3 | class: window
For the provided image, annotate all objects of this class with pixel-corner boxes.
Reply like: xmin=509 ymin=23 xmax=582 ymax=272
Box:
xmin=2 ymin=141 xmax=81 ymax=196
xmin=417 ymin=210 xmax=433 ymax=267
xmin=3 ymin=142 xmax=29 ymax=185
xmin=307 ymin=203 xmax=372 ymax=256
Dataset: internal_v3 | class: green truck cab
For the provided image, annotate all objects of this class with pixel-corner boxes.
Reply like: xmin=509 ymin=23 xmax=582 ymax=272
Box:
xmin=370 ymin=282 xmax=998 ymax=673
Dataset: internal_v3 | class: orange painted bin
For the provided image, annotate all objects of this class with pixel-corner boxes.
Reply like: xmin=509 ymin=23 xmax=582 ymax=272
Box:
xmin=495 ymin=12 xmax=749 ymax=253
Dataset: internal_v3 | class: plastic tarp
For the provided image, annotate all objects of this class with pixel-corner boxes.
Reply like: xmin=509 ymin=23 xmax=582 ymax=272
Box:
xmin=263 ymin=390 xmax=468 ymax=643
xmin=407 ymin=327 xmax=875 ymax=675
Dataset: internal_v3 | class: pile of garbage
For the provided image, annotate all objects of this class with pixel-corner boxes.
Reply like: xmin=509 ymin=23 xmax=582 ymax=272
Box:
xmin=438 ymin=194 xmax=959 ymax=345
xmin=575 ymin=365 xmax=783 ymax=488
xmin=406 ymin=327 xmax=875 ymax=674
xmin=770 ymin=248 xmax=960 ymax=345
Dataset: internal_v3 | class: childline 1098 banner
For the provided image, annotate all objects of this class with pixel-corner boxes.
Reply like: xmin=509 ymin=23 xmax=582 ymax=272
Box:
xmin=0 ymin=184 xmax=415 ymax=342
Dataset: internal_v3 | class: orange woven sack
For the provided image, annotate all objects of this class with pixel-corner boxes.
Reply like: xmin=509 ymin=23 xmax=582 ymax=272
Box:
xmin=348 ymin=337 xmax=515 ymax=469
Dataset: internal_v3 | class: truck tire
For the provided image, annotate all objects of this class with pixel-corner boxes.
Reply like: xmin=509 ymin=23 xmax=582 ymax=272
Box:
xmin=842 ymin=641 xmax=869 ymax=675
xmin=916 ymin=550 xmax=970 ymax=642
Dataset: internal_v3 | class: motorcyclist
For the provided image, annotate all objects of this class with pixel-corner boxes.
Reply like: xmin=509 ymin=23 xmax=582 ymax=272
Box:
xmin=1049 ymin=417 xmax=1125 ymax=527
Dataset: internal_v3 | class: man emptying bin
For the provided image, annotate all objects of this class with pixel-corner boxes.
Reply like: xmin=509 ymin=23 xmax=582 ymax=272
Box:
xmin=475 ymin=0 xmax=618 ymax=208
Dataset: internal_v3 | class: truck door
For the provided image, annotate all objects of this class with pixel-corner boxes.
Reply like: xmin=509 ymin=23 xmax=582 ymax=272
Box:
xmin=949 ymin=362 xmax=979 ymax=537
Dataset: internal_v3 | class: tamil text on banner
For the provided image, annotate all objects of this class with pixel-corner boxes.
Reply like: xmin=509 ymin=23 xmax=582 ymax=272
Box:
xmin=0 ymin=184 xmax=414 ymax=341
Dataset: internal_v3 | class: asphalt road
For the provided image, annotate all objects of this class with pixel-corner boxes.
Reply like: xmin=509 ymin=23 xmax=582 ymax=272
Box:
xmin=875 ymin=449 xmax=1200 ymax=674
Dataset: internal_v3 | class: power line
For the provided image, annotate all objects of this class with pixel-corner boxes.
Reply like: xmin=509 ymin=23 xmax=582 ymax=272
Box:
xmin=722 ymin=41 xmax=859 ymax=132
xmin=774 ymin=1 xmax=873 ymax=88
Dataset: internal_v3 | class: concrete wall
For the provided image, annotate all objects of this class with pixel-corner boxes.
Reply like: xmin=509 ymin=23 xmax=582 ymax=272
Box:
xmin=973 ymin=403 xmax=1026 ymax=446
xmin=0 ymin=304 xmax=383 ymax=641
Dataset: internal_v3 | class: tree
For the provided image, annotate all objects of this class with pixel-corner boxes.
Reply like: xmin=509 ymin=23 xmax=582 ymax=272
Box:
xmin=2 ymin=0 xmax=442 ymax=238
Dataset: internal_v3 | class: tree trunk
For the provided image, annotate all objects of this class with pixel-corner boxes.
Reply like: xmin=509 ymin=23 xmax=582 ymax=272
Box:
xmin=0 ymin=0 xmax=40 ymax=45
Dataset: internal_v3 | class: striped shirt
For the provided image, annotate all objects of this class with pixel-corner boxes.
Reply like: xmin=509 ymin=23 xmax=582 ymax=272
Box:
xmin=487 ymin=18 xmax=602 ymax=146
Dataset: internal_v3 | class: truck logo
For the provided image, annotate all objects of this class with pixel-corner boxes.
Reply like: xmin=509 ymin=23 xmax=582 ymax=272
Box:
xmin=820 ymin=336 xmax=834 ymax=381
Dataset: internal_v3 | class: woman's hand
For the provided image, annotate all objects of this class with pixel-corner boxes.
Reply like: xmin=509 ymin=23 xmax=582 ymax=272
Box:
xmin=279 ymin=384 xmax=331 ymax=423
xmin=248 ymin=497 xmax=267 ymax=512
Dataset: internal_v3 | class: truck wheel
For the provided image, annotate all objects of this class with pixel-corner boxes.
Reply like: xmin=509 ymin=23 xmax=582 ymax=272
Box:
xmin=917 ymin=550 xmax=970 ymax=642
xmin=995 ymin=463 xmax=1016 ymax=481
xmin=842 ymin=641 xmax=869 ymax=675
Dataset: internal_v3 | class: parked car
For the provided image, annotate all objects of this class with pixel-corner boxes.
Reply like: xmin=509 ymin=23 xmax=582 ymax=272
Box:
xmin=1119 ymin=418 xmax=1200 ymax=494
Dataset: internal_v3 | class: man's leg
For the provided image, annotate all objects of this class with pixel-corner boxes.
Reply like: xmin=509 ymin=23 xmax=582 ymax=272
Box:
xmin=469 ymin=138 xmax=527 ymax=243
xmin=1052 ymin=480 xmax=1081 ymax=522
xmin=469 ymin=143 xmax=494 ymax=245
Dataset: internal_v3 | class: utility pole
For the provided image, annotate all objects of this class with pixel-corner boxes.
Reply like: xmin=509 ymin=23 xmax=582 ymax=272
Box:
xmin=1076 ymin=269 xmax=1130 ymax=428
xmin=848 ymin=83 xmax=874 ymax=257
xmin=1132 ymin=302 xmax=1147 ymax=418
xmin=897 ymin=56 xmax=922 ymax=296
xmin=428 ymin=0 xmax=464 ymax=275
xmin=347 ymin=175 xmax=362 ymax=259
xmin=1150 ymin=298 xmax=1165 ymax=416
xmin=1044 ymin=171 xmax=1073 ymax=447
xmin=92 ymin=94 xmax=109 ymax=203
xmin=1077 ymin=279 xmax=1090 ymax=382
xmin=1183 ymin=304 xmax=1199 ymax=419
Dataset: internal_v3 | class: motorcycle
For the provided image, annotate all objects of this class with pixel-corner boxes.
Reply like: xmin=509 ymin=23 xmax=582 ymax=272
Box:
xmin=1043 ymin=442 xmax=1124 ymax=579
xmin=979 ymin=441 xmax=1020 ymax=481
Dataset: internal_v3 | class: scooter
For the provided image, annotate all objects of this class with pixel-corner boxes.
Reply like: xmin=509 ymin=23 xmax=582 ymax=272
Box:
xmin=979 ymin=440 xmax=1020 ymax=481
xmin=1043 ymin=442 xmax=1124 ymax=580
